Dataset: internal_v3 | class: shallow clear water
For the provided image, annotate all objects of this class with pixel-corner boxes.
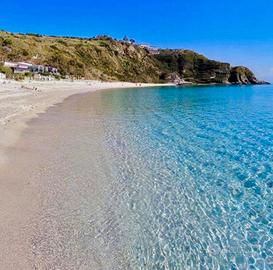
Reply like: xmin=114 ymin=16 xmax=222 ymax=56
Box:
xmin=4 ymin=85 xmax=273 ymax=269
xmin=89 ymin=85 xmax=273 ymax=269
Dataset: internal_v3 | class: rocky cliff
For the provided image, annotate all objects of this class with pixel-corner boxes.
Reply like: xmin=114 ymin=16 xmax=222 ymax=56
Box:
xmin=229 ymin=66 xmax=269 ymax=85
xmin=0 ymin=31 xmax=268 ymax=84
xmin=154 ymin=50 xmax=231 ymax=84
xmin=154 ymin=50 xmax=268 ymax=85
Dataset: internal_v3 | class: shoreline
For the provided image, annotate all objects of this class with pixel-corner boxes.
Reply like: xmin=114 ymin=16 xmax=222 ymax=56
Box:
xmin=0 ymin=90 xmax=123 ymax=269
xmin=0 ymin=81 xmax=173 ymax=268
xmin=0 ymin=83 xmax=271 ymax=268
xmin=0 ymin=79 xmax=174 ymax=166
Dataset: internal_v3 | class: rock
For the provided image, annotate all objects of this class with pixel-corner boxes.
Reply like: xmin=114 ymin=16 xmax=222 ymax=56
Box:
xmin=154 ymin=51 xmax=270 ymax=85
xmin=229 ymin=66 xmax=270 ymax=85
xmin=154 ymin=50 xmax=231 ymax=84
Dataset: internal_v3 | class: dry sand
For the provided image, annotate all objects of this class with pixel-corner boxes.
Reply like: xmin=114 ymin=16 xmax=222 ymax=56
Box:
xmin=0 ymin=79 xmax=172 ymax=165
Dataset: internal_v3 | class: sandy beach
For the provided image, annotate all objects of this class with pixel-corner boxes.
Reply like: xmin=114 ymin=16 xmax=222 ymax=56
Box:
xmin=0 ymin=79 xmax=172 ymax=166
xmin=0 ymin=79 xmax=173 ymax=269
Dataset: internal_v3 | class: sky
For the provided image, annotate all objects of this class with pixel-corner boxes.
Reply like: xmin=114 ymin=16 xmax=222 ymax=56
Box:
xmin=1 ymin=0 xmax=273 ymax=81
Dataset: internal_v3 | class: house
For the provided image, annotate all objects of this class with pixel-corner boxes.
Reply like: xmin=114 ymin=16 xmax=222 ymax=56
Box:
xmin=47 ymin=66 xmax=58 ymax=74
xmin=4 ymin=61 xmax=30 ymax=73
xmin=30 ymin=65 xmax=59 ymax=75
xmin=29 ymin=64 xmax=46 ymax=73
xmin=4 ymin=61 xmax=59 ymax=75
xmin=4 ymin=61 xmax=17 ymax=69
xmin=15 ymin=62 xmax=33 ymax=73
xmin=139 ymin=44 xmax=160 ymax=55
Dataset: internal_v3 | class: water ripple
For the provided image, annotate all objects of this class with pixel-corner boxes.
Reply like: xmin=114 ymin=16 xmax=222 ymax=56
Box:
xmin=94 ymin=86 xmax=273 ymax=269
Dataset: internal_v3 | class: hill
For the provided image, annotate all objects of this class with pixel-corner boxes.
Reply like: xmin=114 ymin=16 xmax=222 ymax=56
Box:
xmin=0 ymin=31 xmax=267 ymax=84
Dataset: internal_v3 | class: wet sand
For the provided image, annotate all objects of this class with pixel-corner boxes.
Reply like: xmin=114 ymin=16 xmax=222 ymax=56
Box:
xmin=0 ymin=83 xmax=178 ymax=269
xmin=0 ymin=81 xmax=172 ymax=269
xmin=0 ymin=91 xmax=131 ymax=269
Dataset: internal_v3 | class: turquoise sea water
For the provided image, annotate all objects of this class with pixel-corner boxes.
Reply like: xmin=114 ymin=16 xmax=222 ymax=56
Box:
xmin=8 ymin=85 xmax=272 ymax=269
xmin=89 ymin=85 xmax=273 ymax=269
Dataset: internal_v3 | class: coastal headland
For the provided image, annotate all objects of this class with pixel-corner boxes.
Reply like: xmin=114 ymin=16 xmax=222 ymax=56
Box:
xmin=0 ymin=31 xmax=269 ymax=85
xmin=0 ymin=29 xmax=271 ymax=269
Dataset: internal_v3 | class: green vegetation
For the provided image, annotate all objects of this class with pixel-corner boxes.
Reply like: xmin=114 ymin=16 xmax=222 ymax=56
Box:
xmin=0 ymin=65 xmax=13 ymax=78
xmin=2 ymin=38 xmax=12 ymax=46
xmin=13 ymin=73 xmax=25 ymax=81
xmin=0 ymin=31 xmax=261 ymax=84
xmin=0 ymin=31 xmax=165 ymax=82
xmin=24 ymin=72 xmax=33 ymax=78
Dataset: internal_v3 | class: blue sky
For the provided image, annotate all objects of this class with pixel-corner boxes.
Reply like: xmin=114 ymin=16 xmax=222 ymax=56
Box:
xmin=2 ymin=0 xmax=273 ymax=81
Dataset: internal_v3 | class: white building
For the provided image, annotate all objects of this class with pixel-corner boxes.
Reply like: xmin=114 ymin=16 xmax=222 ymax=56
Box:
xmin=4 ymin=61 xmax=17 ymax=68
xmin=4 ymin=61 xmax=30 ymax=73
xmin=139 ymin=44 xmax=160 ymax=55
xmin=4 ymin=61 xmax=59 ymax=75
xmin=15 ymin=62 xmax=33 ymax=73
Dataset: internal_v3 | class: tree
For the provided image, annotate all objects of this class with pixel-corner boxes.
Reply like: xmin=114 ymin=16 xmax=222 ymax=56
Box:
xmin=123 ymin=35 xmax=129 ymax=42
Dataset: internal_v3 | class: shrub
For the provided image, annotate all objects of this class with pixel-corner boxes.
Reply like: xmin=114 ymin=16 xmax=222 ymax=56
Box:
xmin=53 ymin=74 xmax=61 ymax=80
xmin=57 ymin=39 xmax=67 ymax=45
xmin=25 ymin=72 xmax=33 ymax=78
xmin=50 ymin=45 xmax=59 ymax=50
xmin=94 ymin=35 xmax=113 ymax=41
xmin=2 ymin=38 xmax=12 ymax=46
xmin=7 ymin=53 xmax=18 ymax=61
xmin=40 ymin=71 xmax=50 ymax=76
xmin=98 ymin=41 xmax=110 ymax=48
xmin=0 ymin=66 xmax=13 ymax=78
xmin=26 ymin=33 xmax=43 ymax=37
xmin=22 ymin=49 xmax=29 ymax=56
xmin=14 ymin=73 xmax=25 ymax=81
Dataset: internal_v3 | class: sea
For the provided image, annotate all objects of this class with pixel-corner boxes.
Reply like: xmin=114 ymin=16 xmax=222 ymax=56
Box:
xmin=4 ymin=85 xmax=273 ymax=269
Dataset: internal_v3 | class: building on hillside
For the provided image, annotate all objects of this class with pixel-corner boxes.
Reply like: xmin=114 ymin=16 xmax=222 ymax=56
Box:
xmin=29 ymin=64 xmax=46 ymax=74
xmin=4 ymin=61 xmax=59 ymax=75
xmin=47 ymin=66 xmax=58 ymax=74
xmin=30 ymin=64 xmax=59 ymax=74
xmin=3 ymin=61 xmax=17 ymax=69
xmin=139 ymin=44 xmax=160 ymax=55
xmin=15 ymin=62 xmax=33 ymax=73
xmin=4 ymin=61 xmax=31 ymax=73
